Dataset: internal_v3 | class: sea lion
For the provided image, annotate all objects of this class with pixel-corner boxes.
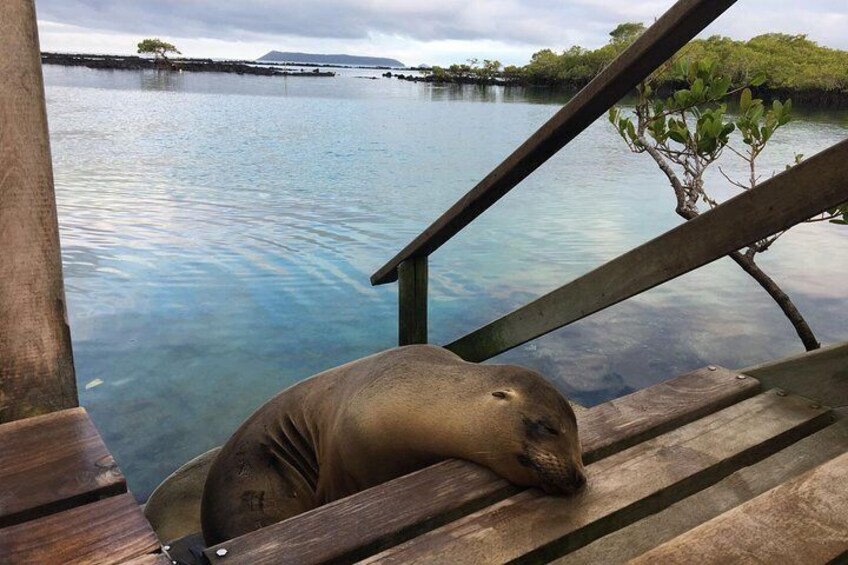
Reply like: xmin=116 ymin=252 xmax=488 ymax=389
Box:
xmin=201 ymin=344 xmax=585 ymax=545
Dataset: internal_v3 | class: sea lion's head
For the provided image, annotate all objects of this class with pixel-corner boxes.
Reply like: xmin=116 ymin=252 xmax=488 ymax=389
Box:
xmin=468 ymin=365 xmax=586 ymax=496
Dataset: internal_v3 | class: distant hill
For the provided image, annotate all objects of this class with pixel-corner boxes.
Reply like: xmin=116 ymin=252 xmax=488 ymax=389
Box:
xmin=258 ymin=51 xmax=405 ymax=67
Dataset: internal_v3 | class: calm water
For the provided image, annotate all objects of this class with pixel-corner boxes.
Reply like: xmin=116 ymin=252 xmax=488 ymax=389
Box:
xmin=43 ymin=65 xmax=848 ymax=499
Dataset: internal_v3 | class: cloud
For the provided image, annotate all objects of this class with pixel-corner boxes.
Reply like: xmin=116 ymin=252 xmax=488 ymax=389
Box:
xmin=34 ymin=0 xmax=667 ymax=47
xmin=35 ymin=0 xmax=847 ymax=64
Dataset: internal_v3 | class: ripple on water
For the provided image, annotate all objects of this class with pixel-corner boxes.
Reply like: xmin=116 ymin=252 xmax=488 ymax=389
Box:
xmin=44 ymin=66 xmax=848 ymax=500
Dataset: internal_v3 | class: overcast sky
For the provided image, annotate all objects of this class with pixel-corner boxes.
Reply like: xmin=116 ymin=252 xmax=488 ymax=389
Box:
xmin=36 ymin=0 xmax=848 ymax=66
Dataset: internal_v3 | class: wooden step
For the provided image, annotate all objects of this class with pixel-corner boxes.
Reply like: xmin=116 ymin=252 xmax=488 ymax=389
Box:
xmin=204 ymin=365 xmax=758 ymax=564
xmin=555 ymin=415 xmax=848 ymax=564
xmin=361 ymin=389 xmax=830 ymax=564
xmin=629 ymin=449 xmax=848 ymax=564
xmin=0 ymin=407 xmax=126 ymax=527
xmin=0 ymin=493 xmax=160 ymax=565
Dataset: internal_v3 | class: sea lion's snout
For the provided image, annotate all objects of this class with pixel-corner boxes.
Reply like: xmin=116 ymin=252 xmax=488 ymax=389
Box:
xmin=536 ymin=461 xmax=586 ymax=495
xmin=559 ymin=466 xmax=587 ymax=494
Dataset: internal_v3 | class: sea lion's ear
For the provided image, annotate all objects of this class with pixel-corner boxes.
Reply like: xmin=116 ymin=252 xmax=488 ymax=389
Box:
xmin=492 ymin=390 xmax=513 ymax=400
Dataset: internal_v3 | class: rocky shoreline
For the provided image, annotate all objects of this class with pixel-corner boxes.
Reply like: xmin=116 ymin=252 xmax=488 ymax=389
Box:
xmin=387 ymin=72 xmax=848 ymax=108
xmin=41 ymin=53 xmax=336 ymax=77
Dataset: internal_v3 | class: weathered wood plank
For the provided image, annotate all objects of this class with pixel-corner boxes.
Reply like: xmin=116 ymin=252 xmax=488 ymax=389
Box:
xmin=556 ymin=416 xmax=848 ymax=564
xmin=398 ymin=257 xmax=428 ymax=345
xmin=0 ymin=407 xmax=126 ymax=527
xmin=0 ymin=493 xmax=160 ymax=565
xmin=0 ymin=0 xmax=77 ymax=422
xmin=447 ymin=139 xmax=848 ymax=362
xmin=119 ymin=554 xmax=172 ymax=565
xmin=629 ymin=449 xmax=848 ymax=565
xmin=204 ymin=367 xmax=758 ymax=564
xmin=370 ymin=0 xmax=738 ymax=286
xmin=577 ymin=366 xmax=759 ymax=464
xmin=742 ymin=341 xmax=848 ymax=408
xmin=363 ymin=390 xmax=830 ymax=564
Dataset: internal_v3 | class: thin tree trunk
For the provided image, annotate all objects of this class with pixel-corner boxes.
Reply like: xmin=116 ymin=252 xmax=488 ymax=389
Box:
xmin=636 ymin=134 xmax=821 ymax=351
xmin=727 ymin=251 xmax=820 ymax=351
xmin=675 ymin=208 xmax=820 ymax=352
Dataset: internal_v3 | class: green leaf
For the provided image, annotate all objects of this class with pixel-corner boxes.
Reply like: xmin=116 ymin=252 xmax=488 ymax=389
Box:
xmin=740 ymin=88 xmax=752 ymax=111
xmin=750 ymin=71 xmax=767 ymax=87
xmin=668 ymin=129 xmax=687 ymax=144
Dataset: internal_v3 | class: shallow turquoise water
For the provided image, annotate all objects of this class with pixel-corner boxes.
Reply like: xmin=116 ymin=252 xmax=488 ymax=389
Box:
xmin=43 ymin=65 xmax=848 ymax=499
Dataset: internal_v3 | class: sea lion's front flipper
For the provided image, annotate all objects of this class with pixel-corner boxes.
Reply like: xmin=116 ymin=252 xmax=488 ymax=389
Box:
xmin=144 ymin=447 xmax=221 ymax=543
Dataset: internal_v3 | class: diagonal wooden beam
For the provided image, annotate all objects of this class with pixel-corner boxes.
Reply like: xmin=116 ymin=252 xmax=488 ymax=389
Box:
xmin=371 ymin=0 xmax=739 ymax=285
xmin=447 ymin=139 xmax=848 ymax=362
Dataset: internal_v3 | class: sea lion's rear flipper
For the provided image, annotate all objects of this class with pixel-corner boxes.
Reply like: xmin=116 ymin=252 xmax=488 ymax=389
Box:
xmin=144 ymin=447 xmax=222 ymax=544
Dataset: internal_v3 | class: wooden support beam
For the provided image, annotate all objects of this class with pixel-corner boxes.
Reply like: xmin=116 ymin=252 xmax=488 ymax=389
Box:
xmin=371 ymin=0 xmax=739 ymax=285
xmin=447 ymin=139 xmax=848 ymax=362
xmin=398 ymin=257 xmax=428 ymax=346
xmin=741 ymin=341 xmax=848 ymax=408
xmin=0 ymin=0 xmax=77 ymax=422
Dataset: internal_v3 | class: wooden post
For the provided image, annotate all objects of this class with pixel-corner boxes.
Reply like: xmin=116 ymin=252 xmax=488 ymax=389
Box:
xmin=0 ymin=0 xmax=77 ymax=422
xmin=398 ymin=257 xmax=427 ymax=346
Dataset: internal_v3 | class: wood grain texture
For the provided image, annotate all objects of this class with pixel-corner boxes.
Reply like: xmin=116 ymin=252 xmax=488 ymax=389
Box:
xmin=204 ymin=367 xmax=758 ymax=565
xmin=0 ymin=407 xmax=126 ymax=527
xmin=578 ymin=366 xmax=759 ymax=464
xmin=398 ymin=257 xmax=428 ymax=345
xmin=629 ymin=450 xmax=848 ymax=565
xmin=363 ymin=390 xmax=830 ymax=564
xmin=742 ymin=341 xmax=848 ymax=407
xmin=0 ymin=0 xmax=77 ymax=422
xmin=447 ymin=139 xmax=848 ymax=362
xmin=118 ymin=554 xmax=173 ymax=565
xmin=371 ymin=0 xmax=738 ymax=285
xmin=0 ymin=493 xmax=160 ymax=565
xmin=556 ymin=417 xmax=848 ymax=564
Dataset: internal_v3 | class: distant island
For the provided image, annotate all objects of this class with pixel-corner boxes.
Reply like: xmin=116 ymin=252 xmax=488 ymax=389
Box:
xmin=258 ymin=51 xmax=405 ymax=68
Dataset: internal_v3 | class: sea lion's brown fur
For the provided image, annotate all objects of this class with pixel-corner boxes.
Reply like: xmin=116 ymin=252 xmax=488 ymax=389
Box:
xmin=201 ymin=345 xmax=585 ymax=545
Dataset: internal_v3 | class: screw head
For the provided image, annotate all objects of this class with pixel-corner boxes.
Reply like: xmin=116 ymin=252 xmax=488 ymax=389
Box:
xmin=163 ymin=546 xmax=170 ymax=551
xmin=776 ymin=390 xmax=787 ymax=397
xmin=736 ymin=374 xmax=746 ymax=379
xmin=708 ymin=365 xmax=717 ymax=371
xmin=810 ymin=403 xmax=822 ymax=410
xmin=216 ymin=548 xmax=228 ymax=557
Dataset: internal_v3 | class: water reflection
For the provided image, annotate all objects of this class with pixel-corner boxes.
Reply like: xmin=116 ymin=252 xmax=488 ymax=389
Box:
xmin=139 ymin=69 xmax=186 ymax=91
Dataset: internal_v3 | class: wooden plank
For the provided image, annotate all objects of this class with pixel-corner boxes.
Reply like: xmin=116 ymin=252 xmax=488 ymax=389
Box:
xmin=370 ymin=0 xmax=738 ymax=286
xmin=398 ymin=257 xmax=428 ymax=345
xmin=0 ymin=0 xmax=77 ymax=423
xmin=742 ymin=341 xmax=848 ymax=407
xmin=362 ymin=390 xmax=830 ymax=564
xmin=556 ymin=416 xmax=848 ymax=564
xmin=629 ymin=449 xmax=848 ymax=565
xmin=447 ymin=139 xmax=848 ymax=362
xmin=0 ymin=407 xmax=126 ymax=527
xmin=204 ymin=367 xmax=758 ymax=564
xmin=0 ymin=493 xmax=160 ymax=565
xmin=119 ymin=554 xmax=173 ymax=565
xmin=577 ymin=366 xmax=759 ymax=464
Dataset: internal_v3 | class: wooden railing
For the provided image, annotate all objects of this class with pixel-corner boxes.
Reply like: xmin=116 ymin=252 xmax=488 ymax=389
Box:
xmin=372 ymin=0 xmax=848 ymax=357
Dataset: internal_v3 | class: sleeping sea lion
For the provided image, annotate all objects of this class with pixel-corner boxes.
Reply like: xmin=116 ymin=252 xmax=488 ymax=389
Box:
xmin=201 ymin=344 xmax=585 ymax=545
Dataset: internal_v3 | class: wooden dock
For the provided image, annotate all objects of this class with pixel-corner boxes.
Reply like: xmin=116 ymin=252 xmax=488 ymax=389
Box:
xmin=2 ymin=362 xmax=845 ymax=564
